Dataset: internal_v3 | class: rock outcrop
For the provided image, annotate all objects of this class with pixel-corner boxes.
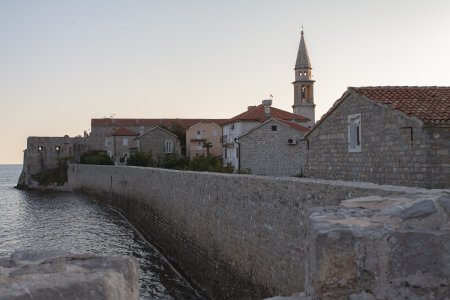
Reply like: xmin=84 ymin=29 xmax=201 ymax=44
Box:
xmin=305 ymin=192 xmax=450 ymax=299
xmin=0 ymin=250 xmax=139 ymax=300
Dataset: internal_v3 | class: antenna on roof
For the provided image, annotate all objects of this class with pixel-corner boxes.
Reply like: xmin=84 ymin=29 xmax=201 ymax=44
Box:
xmin=270 ymin=93 xmax=273 ymax=100
xmin=110 ymin=113 xmax=116 ymax=118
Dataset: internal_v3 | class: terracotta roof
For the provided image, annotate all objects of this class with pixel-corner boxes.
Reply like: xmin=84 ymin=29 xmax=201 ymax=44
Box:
xmin=224 ymin=104 xmax=309 ymax=125
xmin=353 ymin=86 xmax=450 ymax=124
xmin=136 ymin=126 xmax=177 ymax=139
xmin=237 ymin=117 xmax=308 ymax=140
xmin=92 ymin=118 xmax=229 ymax=128
xmin=108 ymin=127 xmax=139 ymax=137
xmin=277 ymin=119 xmax=310 ymax=133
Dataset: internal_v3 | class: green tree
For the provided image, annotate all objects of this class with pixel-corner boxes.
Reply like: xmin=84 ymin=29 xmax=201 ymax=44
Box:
xmin=80 ymin=150 xmax=113 ymax=165
xmin=203 ymin=140 xmax=213 ymax=156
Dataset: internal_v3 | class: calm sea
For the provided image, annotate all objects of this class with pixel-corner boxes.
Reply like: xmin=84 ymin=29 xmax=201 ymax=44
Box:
xmin=0 ymin=164 xmax=205 ymax=299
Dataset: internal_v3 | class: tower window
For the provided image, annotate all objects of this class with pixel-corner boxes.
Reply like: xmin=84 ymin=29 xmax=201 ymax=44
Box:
xmin=301 ymin=86 xmax=306 ymax=99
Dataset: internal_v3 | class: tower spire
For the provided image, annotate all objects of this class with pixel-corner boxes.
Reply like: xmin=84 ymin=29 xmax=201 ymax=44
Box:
xmin=295 ymin=28 xmax=311 ymax=70
xmin=292 ymin=29 xmax=315 ymax=128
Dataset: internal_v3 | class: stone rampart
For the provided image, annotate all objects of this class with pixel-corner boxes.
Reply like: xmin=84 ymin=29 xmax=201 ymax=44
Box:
xmin=67 ymin=164 xmax=436 ymax=299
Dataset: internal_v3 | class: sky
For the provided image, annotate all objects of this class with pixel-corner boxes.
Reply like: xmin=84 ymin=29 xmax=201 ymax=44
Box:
xmin=1 ymin=0 xmax=449 ymax=164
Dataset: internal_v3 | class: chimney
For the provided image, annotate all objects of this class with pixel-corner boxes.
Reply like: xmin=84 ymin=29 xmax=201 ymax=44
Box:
xmin=247 ymin=105 xmax=256 ymax=111
xmin=262 ymin=99 xmax=272 ymax=119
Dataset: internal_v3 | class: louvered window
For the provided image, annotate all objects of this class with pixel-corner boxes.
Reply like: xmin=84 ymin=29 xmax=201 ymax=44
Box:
xmin=348 ymin=114 xmax=361 ymax=152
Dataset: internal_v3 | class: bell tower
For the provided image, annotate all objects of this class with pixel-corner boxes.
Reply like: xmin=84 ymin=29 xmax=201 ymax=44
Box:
xmin=292 ymin=29 xmax=315 ymax=127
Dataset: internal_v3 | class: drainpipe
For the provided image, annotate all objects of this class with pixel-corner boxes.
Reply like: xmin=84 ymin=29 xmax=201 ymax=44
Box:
xmin=234 ymin=138 xmax=241 ymax=171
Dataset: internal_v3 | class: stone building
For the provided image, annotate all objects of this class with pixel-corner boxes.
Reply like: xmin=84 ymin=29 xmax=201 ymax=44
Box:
xmin=222 ymin=100 xmax=309 ymax=170
xmin=18 ymin=135 xmax=88 ymax=186
xmin=186 ymin=122 xmax=222 ymax=158
xmin=89 ymin=118 xmax=227 ymax=154
xmin=105 ymin=128 xmax=139 ymax=163
xmin=292 ymin=30 xmax=315 ymax=128
xmin=305 ymin=86 xmax=450 ymax=188
xmin=136 ymin=126 xmax=181 ymax=157
xmin=236 ymin=118 xmax=309 ymax=176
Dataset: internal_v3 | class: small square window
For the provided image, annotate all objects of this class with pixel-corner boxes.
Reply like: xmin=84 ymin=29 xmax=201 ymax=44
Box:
xmin=271 ymin=125 xmax=278 ymax=131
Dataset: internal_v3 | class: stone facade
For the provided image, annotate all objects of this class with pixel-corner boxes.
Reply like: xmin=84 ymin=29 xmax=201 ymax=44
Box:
xmin=67 ymin=164 xmax=435 ymax=299
xmin=238 ymin=119 xmax=308 ymax=176
xmin=305 ymin=90 xmax=450 ymax=189
xmin=105 ymin=134 xmax=139 ymax=163
xmin=137 ymin=127 xmax=181 ymax=157
xmin=18 ymin=136 xmax=88 ymax=186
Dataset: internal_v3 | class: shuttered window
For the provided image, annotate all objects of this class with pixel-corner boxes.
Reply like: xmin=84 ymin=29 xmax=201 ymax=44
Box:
xmin=165 ymin=140 xmax=174 ymax=153
xmin=348 ymin=114 xmax=361 ymax=152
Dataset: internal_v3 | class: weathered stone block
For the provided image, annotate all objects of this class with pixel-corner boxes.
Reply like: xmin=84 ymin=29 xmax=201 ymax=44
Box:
xmin=305 ymin=193 xmax=450 ymax=299
xmin=0 ymin=250 xmax=139 ymax=300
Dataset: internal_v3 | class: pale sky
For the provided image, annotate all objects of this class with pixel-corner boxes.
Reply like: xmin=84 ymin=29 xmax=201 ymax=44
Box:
xmin=1 ymin=0 xmax=449 ymax=164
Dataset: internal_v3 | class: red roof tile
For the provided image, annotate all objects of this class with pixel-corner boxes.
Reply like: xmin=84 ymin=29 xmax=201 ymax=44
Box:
xmin=224 ymin=104 xmax=309 ymax=125
xmin=108 ymin=127 xmax=139 ymax=137
xmin=353 ymin=86 xmax=450 ymax=124
xmin=92 ymin=118 xmax=229 ymax=128
xmin=277 ymin=119 xmax=310 ymax=133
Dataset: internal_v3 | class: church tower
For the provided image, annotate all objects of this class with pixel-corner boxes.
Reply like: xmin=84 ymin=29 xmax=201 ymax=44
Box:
xmin=292 ymin=30 xmax=315 ymax=127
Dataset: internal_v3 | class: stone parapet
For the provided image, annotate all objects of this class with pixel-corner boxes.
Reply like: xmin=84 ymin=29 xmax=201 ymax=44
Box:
xmin=0 ymin=250 xmax=139 ymax=300
xmin=305 ymin=193 xmax=450 ymax=299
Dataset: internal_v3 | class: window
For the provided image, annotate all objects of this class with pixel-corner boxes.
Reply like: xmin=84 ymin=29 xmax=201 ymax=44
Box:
xmin=123 ymin=138 xmax=128 ymax=146
xmin=271 ymin=125 xmax=278 ymax=131
xmin=196 ymin=130 xmax=201 ymax=135
xmin=165 ymin=140 xmax=174 ymax=153
xmin=348 ymin=114 xmax=361 ymax=152
xmin=197 ymin=142 xmax=203 ymax=150
xmin=106 ymin=140 xmax=112 ymax=146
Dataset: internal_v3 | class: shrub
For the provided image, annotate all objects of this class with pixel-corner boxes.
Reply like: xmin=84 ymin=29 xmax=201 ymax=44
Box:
xmin=80 ymin=150 xmax=113 ymax=165
xmin=127 ymin=151 xmax=154 ymax=167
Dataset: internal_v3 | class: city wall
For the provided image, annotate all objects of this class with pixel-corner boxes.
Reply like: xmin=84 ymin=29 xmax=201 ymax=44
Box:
xmin=67 ymin=164 xmax=430 ymax=299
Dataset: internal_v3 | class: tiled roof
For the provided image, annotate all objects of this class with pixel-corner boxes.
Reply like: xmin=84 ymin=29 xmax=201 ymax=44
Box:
xmin=92 ymin=118 xmax=229 ymax=128
xmin=224 ymin=104 xmax=309 ymax=125
xmin=353 ymin=86 xmax=450 ymax=124
xmin=277 ymin=119 xmax=310 ymax=133
xmin=237 ymin=117 xmax=308 ymax=140
xmin=108 ymin=127 xmax=139 ymax=137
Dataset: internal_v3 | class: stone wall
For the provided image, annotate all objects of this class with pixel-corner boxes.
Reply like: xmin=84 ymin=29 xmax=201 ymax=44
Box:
xmin=306 ymin=93 xmax=450 ymax=189
xmin=239 ymin=120 xmax=307 ymax=176
xmin=18 ymin=136 xmax=88 ymax=187
xmin=138 ymin=127 xmax=181 ymax=157
xmin=67 ymin=164 xmax=430 ymax=299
